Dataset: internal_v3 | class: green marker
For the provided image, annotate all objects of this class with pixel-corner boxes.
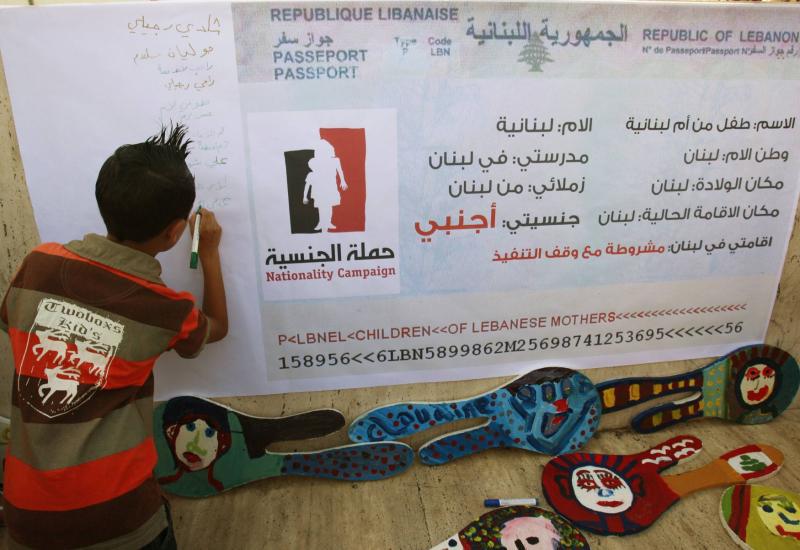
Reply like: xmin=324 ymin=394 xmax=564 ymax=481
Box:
xmin=189 ymin=205 xmax=201 ymax=269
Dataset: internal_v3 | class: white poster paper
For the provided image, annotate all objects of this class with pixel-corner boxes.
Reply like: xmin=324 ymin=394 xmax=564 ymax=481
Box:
xmin=1 ymin=1 xmax=799 ymax=397
xmin=0 ymin=3 xmax=268 ymax=397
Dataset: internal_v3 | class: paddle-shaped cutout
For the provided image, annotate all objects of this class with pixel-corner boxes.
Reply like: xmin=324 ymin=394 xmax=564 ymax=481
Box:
xmin=543 ymin=436 xmax=783 ymax=536
xmin=430 ymin=505 xmax=589 ymax=550
xmin=596 ymin=344 xmax=798 ymax=433
xmin=154 ymin=396 xmax=414 ymax=497
xmin=348 ymin=367 xmax=601 ymax=464
xmin=721 ymin=485 xmax=800 ymax=549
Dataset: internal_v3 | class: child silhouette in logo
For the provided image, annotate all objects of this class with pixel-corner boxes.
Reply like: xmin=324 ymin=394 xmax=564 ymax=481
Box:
xmin=303 ymin=138 xmax=348 ymax=232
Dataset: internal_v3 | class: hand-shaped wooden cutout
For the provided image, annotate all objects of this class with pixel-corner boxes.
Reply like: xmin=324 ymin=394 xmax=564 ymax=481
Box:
xmin=596 ymin=345 xmax=798 ymax=433
xmin=348 ymin=367 xmax=601 ymax=464
xmin=543 ymin=435 xmax=783 ymax=536
xmin=154 ymin=396 xmax=414 ymax=497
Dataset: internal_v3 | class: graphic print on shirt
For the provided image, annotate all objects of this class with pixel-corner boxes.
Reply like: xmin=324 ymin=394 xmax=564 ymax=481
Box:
xmin=18 ymin=298 xmax=123 ymax=417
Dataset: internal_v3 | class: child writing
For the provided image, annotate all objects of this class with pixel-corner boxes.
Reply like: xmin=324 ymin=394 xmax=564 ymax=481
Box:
xmin=0 ymin=124 xmax=227 ymax=549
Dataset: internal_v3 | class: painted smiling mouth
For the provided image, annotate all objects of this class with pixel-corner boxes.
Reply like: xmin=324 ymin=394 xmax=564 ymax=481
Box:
xmin=747 ymin=386 xmax=770 ymax=402
xmin=542 ymin=409 xmax=572 ymax=437
xmin=597 ymin=501 xmax=624 ymax=508
xmin=183 ymin=451 xmax=201 ymax=464
xmin=776 ymin=525 xmax=800 ymax=540
xmin=542 ymin=412 xmax=569 ymax=437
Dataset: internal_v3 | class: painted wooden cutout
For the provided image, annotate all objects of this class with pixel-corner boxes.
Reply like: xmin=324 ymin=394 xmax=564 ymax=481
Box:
xmin=721 ymin=485 xmax=800 ymax=549
xmin=154 ymin=396 xmax=414 ymax=497
xmin=348 ymin=367 xmax=600 ymax=465
xmin=542 ymin=435 xmax=783 ymax=536
xmin=596 ymin=344 xmax=799 ymax=433
xmin=430 ymin=505 xmax=589 ymax=550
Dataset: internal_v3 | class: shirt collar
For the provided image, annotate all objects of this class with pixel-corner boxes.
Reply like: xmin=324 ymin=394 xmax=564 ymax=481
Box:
xmin=64 ymin=233 xmax=165 ymax=285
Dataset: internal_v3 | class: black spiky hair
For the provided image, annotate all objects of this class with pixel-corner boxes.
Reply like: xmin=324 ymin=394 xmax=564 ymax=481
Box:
xmin=95 ymin=123 xmax=196 ymax=242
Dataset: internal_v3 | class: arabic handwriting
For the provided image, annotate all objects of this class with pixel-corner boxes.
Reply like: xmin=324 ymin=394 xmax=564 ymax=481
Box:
xmin=127 ymin=14 xmax=221 ymax=36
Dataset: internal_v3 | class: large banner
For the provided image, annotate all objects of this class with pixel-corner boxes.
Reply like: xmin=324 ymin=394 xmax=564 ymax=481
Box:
xmin=1 ymin=1 xmax=799 ymax=397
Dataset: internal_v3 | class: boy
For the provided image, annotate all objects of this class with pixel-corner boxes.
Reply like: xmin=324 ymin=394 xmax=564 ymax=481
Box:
xmin=0 ymin=124 xmax=228 ymax=549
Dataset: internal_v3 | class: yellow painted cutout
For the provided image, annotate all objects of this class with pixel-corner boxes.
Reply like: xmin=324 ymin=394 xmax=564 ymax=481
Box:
xmin=653 ymin=384 xmax=662 ymax=395
xmin=671 ymin=409 xmax=682 ymax=420
xmin=629 ymin=384 xmax=640 ymax=402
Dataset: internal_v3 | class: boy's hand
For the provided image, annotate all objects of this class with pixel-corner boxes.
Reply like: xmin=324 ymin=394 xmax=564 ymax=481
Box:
xmin=190 ymin=207 xmax=228 ymax=343
xmin=190 ymin=208 xmax=222 ymax=260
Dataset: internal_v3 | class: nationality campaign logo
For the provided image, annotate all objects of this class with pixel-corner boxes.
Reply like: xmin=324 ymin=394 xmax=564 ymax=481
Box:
xmin=283 ymin=128 xmax=366 ymax=234
xmin=18 ymin=299 xmax=123 ymax=418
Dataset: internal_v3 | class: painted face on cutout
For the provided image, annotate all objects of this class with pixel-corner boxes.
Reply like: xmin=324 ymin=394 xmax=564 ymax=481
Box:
xmin=510 ymin=370 xmax=597 ymax=442
xmin=757 ymin=494 xmax=800 ymax=540
xmin=572 ymin=466 xmax=634 ymax=513
xmin=430 ymin=506 xmax=589 ymax=550
xmin=739 ymin=363 xmax=776 ymax=406
xmin=499 ymin=516 xmax=561 ymax=549
xmin=174 ymin=418 xmax=221 ymax=471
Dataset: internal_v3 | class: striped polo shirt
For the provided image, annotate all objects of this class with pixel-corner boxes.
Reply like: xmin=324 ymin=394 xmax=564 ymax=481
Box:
xmin=0 ymin=234 xmax=209 ymax=549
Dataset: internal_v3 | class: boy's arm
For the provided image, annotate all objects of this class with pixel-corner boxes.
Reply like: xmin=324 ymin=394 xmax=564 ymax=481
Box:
xmin=192 ymin=208 xmax=228 ymax=343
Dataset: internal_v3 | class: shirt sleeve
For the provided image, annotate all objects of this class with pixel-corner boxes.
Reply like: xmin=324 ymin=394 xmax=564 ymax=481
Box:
xmin=171 ymin=306 xmax=210 ymax=358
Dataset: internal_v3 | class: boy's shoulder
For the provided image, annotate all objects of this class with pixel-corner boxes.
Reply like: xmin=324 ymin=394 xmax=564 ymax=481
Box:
xmin=63 ymin=234 xmax=166 ymax=285
xmin=5 ymin=234 xmax=206 ymax=353
xmin=13 ymin=234 xmax=197 ymax=307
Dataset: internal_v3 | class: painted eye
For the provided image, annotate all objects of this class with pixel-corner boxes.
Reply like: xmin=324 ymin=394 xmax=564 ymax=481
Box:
xmin=525 ymin=537 xmax=540 ymax=544
xmin=762 ymin=505 xmax=774 ymax=513
xmin=204 ymin=427 xmax=216 ymax=438
xmin=787 ymin=506 xmax=797 ymax=514
xmin=518 ymin=386 xmax=532 ymax=398
xmin=745 ymin=367 xmax=760 ymax=380
xmin=762 ymin=366 xmax=775 ymax=378
xmin=599 ymin=474 xmax=624 ymax=489
xmin=562 ymin=378 xmax=573 ymax=396
xmin=576 ymin=475 xmax=598 ymax=490
xmin=543 ymin=383 xmax=555 ymax=402
xmin=186 ymin=422 xmax=197 ymax=432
